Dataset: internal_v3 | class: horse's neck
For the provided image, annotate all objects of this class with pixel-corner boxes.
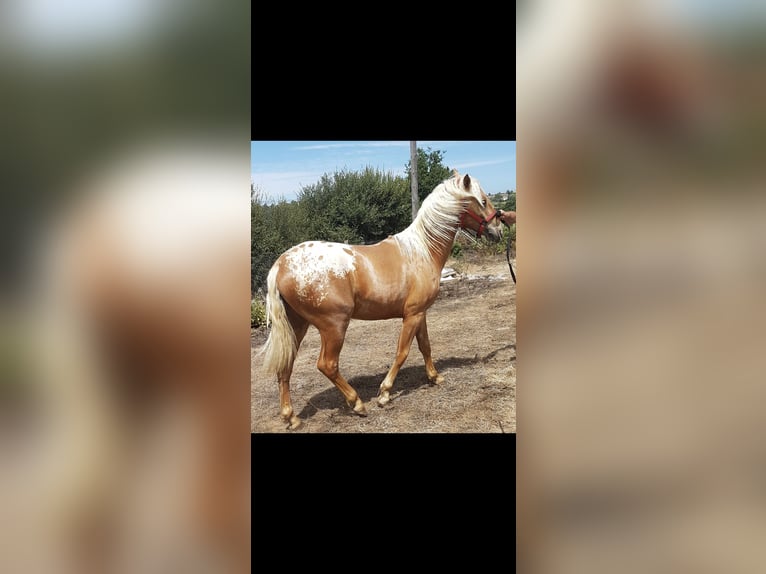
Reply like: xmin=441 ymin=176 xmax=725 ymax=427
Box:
xmin=399 ymin=226 xmax=457 ymax=279
xmin=427 ymin=229 xmax=457 ymax=271
xmin=396 ymin=193 xmax=462 ymax=272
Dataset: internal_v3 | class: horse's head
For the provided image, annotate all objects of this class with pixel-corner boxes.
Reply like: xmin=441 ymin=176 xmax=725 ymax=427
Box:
xmin=453 ymin=171 xmax=503 ymax=242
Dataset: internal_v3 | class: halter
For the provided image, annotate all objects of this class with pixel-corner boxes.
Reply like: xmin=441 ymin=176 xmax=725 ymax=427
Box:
xmin=459 ymin=208 xmax=501 ymax=238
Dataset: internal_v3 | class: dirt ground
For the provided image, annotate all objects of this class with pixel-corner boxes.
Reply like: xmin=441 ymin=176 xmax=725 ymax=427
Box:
xmin=251 ymin=253 xmax=516 ymax=433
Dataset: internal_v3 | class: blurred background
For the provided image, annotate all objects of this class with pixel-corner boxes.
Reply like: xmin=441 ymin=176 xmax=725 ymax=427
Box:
xmin=0 ymin=1 xmax=250 ymax=573
xmin=517 ymin=0 xmax=766 ymax=572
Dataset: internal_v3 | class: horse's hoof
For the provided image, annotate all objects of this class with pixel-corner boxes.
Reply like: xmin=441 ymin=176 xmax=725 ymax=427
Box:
xmin=377 ymin=394 xmax=390 ymax=408
xmin=429 ymin=374 xmax=445 ymax=386
xmin=352 ymin=400 xmax=368 ymax=417
xmin=286 ymin=416 xmax=302 ymax=430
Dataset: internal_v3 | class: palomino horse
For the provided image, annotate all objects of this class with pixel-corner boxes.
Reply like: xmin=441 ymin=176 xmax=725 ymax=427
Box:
xmin=260 ymin=172 xmax=503 ymax=429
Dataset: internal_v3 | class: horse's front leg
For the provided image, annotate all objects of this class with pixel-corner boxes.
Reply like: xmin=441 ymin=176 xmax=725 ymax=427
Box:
xmin=416 ymin=313 xmax=444 ymax=385
xmin=377 ymin=313 xmax=423 ymax=407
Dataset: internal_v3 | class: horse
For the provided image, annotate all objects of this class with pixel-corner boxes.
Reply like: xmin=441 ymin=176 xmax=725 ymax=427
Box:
xmin=260 ymin=171 xmax=503 ymax=429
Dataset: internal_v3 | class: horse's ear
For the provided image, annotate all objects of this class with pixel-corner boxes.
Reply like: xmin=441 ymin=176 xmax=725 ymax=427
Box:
xmin=452 ymin=168 xmax=460 ymax=179
xmin=463 ymin=174 xmax=471 ymax=189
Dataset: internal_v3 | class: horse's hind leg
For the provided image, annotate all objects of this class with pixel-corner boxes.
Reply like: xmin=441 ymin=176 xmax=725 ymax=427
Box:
xmin=416 ymin=313 xmax=445 ymax=385
xmin=278 ymin=308 xmax=309 ymax=430
xmin=316 ymin=320 xmax=367 ymax=417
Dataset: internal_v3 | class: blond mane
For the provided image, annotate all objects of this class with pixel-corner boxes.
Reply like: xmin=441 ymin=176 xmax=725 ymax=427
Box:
xmin=395 ymin=175 xmax=482 ymax=261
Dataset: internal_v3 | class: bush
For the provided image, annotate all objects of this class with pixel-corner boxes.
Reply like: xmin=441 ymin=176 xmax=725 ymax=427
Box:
xmin=251 ymin=299 xmax=267 ymax=328
xmin=251 ymin=184 xmax=309 ymax=296
xmin=298 ymin=167 xmax=410 ymax=244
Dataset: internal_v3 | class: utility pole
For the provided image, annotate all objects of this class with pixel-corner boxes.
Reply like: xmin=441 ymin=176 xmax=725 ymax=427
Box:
xmin=410 ymin=141 xmax=419 ymax=221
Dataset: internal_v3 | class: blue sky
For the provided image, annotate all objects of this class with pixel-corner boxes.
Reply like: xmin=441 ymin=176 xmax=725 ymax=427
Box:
xmin=251 ymin=141 xmax=516 ymax=202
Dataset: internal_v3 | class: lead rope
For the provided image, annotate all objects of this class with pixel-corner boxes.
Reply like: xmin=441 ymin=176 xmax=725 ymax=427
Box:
xmin=505 ymin=224 xmax=516 ymax=284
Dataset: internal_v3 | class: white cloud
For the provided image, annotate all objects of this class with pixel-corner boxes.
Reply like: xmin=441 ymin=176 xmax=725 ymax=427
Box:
xmin=452 ymin=157 xmax=516 ymax=169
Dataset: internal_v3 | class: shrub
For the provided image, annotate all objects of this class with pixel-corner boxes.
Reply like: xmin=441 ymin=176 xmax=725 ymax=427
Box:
xmin=298 ymin=167 xmax=410 ymax=244
xmin=251 ymin=299 xmax=267 ymax=328
xmin=251 ymin=184 xmax=309 ymax=296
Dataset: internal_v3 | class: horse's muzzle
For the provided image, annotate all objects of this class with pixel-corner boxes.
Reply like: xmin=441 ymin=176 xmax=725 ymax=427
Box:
xmin=458 ymin=209 xmax=503 ymax=241
xmin=484 ymin=224 xmax=503 ymax=243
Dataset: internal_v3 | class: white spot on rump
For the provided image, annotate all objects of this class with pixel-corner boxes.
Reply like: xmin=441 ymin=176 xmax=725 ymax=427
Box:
xmin=284 ymin=242 xmax=356 ymax=304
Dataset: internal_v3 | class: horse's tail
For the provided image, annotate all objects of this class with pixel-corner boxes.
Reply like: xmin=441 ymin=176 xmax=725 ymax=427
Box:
xmin=260 ymin=264 xmax=297 ymax=376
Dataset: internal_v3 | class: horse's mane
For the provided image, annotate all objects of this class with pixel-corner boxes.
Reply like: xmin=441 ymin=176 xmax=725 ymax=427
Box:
xmin=394 ymin=177 xmax=478 ymax=261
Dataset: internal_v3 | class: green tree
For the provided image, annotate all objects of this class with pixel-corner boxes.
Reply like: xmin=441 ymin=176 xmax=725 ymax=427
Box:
xmin=251 ymin=185 xmax=277 ymax=295
xmin=503 ymin=190 xmax=516 ymax=212
xmin=405 ymin=147 xmax=452 ymax=204
xmin=298 ymin=167 xmax=410 ymax=244
xmin=251 ymin=184 xmax=309 ymax=295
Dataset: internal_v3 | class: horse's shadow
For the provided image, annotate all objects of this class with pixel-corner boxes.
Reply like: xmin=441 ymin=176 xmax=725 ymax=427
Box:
xmin=296 ymin=343 xmax=515 ymax=421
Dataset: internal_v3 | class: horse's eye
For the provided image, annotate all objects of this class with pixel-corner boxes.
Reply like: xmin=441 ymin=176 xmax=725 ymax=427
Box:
xmin=482 ymin=199 xmax=487 ymax=207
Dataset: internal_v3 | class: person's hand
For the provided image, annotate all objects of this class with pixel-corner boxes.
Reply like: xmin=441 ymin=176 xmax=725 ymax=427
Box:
xmin=499 ymin=210 xmax=516 ymax=225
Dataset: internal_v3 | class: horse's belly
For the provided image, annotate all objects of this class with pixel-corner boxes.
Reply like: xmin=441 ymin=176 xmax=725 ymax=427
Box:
xmin=351 ymin=280 xmax=419 ymax=320
xmin=351 ymin=297 xmax=404 ymax=320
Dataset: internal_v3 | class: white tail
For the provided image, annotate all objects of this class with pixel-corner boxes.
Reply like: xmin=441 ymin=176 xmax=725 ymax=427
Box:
xmin=260 ymin=265 xmax=297 ymax=375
